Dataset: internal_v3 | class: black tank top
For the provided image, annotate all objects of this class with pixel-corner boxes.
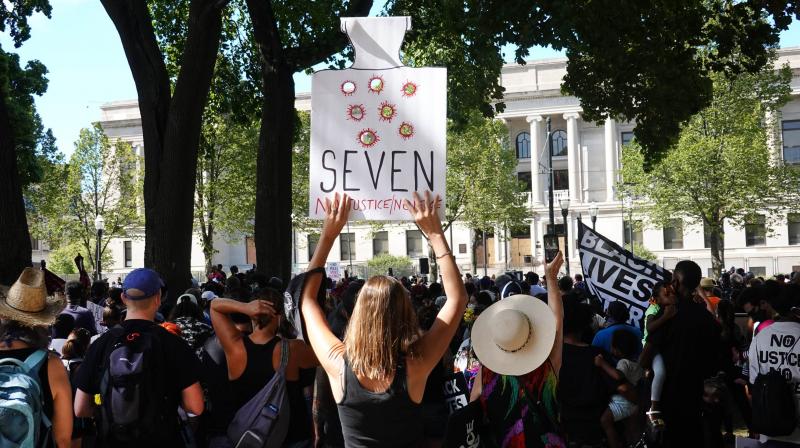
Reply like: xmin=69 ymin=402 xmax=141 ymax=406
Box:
xmin=337 ymin=356 xmax=423 ymax=447
xmin=231 ymin=336 xmax=280 ymax=412
xmin=230 ymin=336 xmax=312 ymax=443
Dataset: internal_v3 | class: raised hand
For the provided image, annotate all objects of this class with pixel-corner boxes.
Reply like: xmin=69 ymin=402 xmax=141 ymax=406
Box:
xmin=545 ymin=251 xmax=564 ymax=279
xmin=404 ymin=191 xmax=444 ymax=239
xmin=321 ymin=192 xmax=351 ymax=240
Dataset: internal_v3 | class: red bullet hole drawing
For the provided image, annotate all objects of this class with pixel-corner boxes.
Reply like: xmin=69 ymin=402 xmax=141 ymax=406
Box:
xmin=378 ymin=101 xmax=397 ymax=122
xmin=348 ymin=104 xmax=366 ymax=121
xmin=368 ymin=75 xmax=385 ymax=94
xmin=341 ymin=81 xmax=357 ymax=96
xmin=398 ymin=122 xmax=414 ymax=140
xmin=401 ymin=81 xmax=418 ymax=97
xmin=358 ymin=129 xmax=380 ymax=148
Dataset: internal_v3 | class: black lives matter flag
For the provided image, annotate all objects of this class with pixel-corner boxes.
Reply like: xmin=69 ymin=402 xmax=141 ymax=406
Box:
xmin=578 ymin=220 xmax=668 ymax=329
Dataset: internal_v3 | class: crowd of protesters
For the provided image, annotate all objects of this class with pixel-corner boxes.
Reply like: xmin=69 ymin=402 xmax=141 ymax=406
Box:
xmin=1 ymin=193 xmax=799 ymax=448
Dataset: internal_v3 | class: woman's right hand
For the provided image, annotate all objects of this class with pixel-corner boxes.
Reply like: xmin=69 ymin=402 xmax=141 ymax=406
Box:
xmin=405 ymin=191 xmax=444 ymax=238
xmin=545 ymin=251 xmax=564 ymax=279
xmin=321 ymin=192 xmax=351 ymax=240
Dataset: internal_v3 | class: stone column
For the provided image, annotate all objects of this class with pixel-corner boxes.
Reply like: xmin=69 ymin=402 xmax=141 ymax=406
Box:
xmin=604 ymin=117 xmax=617 ymax=202
xmin=527 ymin=115 xmax=544 ymax=205
xmin=563 ymin=112 xmax=581 ymax=203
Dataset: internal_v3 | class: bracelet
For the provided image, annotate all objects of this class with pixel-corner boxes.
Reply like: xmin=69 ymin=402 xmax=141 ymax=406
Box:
xmin=436 ymin=251 xmax=453 ymax=260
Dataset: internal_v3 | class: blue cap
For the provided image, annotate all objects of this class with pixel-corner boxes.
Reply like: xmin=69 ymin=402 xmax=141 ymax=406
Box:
xmin=122 ymin=268 xmax=164 ymax=299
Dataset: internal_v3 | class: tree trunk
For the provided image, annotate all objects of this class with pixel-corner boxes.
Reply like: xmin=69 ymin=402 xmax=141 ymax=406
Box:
xmin=709 ymin=217 xmax=726 ymax=279
xmin=245 ymin=0 xmax=295 ymax=283
xmin=102 ymin=0 xmax=224 ymax=300
xmin=246 ymin=0 xmax=374 ymax=284
xmin=0 ymin=84 xmax=33 ymax=284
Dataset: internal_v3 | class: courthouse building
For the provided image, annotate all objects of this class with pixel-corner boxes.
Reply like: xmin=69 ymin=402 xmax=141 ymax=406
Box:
xmin=88 ymin=47 xmax=800 ymax=279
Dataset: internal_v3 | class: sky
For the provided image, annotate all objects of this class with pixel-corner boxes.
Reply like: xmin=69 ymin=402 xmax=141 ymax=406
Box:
xmin=3 ymin=0 xmax=800 ymax=156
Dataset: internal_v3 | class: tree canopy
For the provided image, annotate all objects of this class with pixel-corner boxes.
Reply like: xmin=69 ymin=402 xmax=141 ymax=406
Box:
xmin=620 ymin=59 xmax=800 ymax=274
xmin=28 ymin=124 xmax=143 ymax=274
xmin=390 ymin=0 xmax=800 ymax=164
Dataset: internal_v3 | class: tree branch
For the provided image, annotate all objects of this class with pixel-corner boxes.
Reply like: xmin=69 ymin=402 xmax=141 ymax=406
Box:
xmin=284 ymin=0 xmax=375 ymax=70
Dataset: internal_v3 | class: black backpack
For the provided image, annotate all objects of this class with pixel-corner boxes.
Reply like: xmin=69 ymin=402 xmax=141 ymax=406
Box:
xmin=751 ymin=334 xmax=800 ymax=437
xmin=98 ymin=325 xmax=169 ymax=443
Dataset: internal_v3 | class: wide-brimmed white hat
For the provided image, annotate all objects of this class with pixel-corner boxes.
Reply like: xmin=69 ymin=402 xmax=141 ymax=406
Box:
xmin=471 ymin=294 xmax=556 ymax=376
xmin=0 ymin=268 xmax=66 ymax=327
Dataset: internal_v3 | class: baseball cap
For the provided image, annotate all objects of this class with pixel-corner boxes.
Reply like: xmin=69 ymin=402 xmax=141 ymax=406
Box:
xmin=122 ymin=268 xmax=164 ymax=300
xmin=201 ymin=290 xmax=218 ymax=301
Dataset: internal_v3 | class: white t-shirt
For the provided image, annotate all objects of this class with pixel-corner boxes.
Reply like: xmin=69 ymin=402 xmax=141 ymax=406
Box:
xmin=749 ymin=321 xmax=800 ymax=443
xmin=616 ymin=358 xmax=644 ymax=386
xmin=49 ymin=338 xmax=67 ymax=356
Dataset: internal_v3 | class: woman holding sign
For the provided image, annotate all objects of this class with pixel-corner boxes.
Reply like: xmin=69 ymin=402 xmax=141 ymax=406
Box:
xmin=300 ymin=191 xmax=468 ymax=447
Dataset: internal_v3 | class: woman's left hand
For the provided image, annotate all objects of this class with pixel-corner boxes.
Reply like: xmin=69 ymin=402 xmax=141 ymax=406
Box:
xmin=321 ymin=193 xmax=351 ymax=240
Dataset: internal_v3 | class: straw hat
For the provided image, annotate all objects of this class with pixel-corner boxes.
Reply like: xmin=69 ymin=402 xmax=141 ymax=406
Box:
xmin=0 ymin=268 xmax=66 ymax=327
xmin=471 ymin=294 xmax=556 ymax=376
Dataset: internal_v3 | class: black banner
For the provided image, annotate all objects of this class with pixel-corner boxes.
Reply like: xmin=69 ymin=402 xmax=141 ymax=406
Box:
xmin=578 ymin=221 xmax=668 ymax=329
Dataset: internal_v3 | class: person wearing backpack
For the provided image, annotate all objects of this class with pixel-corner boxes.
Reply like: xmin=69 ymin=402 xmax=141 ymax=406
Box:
xmin=0 ymin=267 xmax=73 ymax=448
xmin=73 ymin=268 xmax=204 ymax=447
xmin=211 ymin=288 xmax=319 ymax=448
xmin=748 ymin=283 xmax=800 ymax=445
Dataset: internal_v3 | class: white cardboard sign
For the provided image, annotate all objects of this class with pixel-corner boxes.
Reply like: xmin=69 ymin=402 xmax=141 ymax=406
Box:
xmin=309 ymin=17 xmax=447 ymax=221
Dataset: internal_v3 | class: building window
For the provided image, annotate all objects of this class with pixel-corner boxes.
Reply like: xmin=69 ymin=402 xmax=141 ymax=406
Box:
xmin=30 ymin=238 xmax=40 ymax=251
xmin=340 ymin=233 xmax=356 ymax=261
xmin=307 ymin=234 xmax=319 ymax=261
xmin=782 ymin=120 xmax=800 ymax=164
xmin=516 ymin=132 xmax=531 ymax=159
xmin=789 ymin=214 xmax=800 ymax=245
xmin=621 ymin=131 xmax=635 ymax=147
xmin=553 ymin=169 xmax=569 ymax=191
xmin=518 ymin=171 xmax=532 ymax=190
xmin=750 ymin=266 xmax=767 ymax=277
xmin=458 ymin=243 xmax=467 ymax=254
xmin=623 ymin=220 xmax=643 ymax=247
xmin=545 ymin=223 xmax=566 ymax=236
xmin=124 ymin=241 xmax=132 ymax=267
xmin=745 ymin=215 xmax=766 ymax=247
xmin=406 ymin=230 xmax=424 ymax=258
xmin=373 ymin=231 xmax=389 ymax=256
xmin=703 ymin=222 xmax=713 ymax=249
xmin=663 ymin=219 xmax=684 ymax=250
xmin=551 ymin=130 xmax=568 ymax=156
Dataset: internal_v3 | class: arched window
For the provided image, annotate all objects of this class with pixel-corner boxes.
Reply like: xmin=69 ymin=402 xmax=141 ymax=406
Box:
xmin=516 ymin=132 xmax=531 ymax=159
xmin=551 ymin=130 xmax=568 ymax=156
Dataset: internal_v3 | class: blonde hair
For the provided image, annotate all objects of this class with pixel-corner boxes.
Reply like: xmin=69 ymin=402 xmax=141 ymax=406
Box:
xmin=344 ymin=276 xmax=419 ymax=379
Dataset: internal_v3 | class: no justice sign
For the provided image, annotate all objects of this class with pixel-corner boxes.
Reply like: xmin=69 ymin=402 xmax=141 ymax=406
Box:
xmin=309 ymin=17 xmax=447 ymax=221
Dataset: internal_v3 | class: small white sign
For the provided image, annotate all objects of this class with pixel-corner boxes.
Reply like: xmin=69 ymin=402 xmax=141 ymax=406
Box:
xmin=327 ymin=262 xmax=341 ymax=282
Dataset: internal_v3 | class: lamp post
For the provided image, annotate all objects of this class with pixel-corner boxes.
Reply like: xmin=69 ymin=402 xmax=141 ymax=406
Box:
xmin=588 ymin=202 xmax=598 ymax=230
xmin=94 ymin=214 xmax=105 ymax=281
xmin=623 ymin=195 xmax=634 ymax=256
xmin=546 ymin=117 xmax=555 ymax=232
xmin=559 ymin=198 xmax=570 ymax=276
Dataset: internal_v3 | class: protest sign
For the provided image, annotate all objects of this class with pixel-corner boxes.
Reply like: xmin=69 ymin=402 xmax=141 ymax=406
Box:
xmin=443 ymin=401 xmax=482 ymax=448
xmin=578 ymin=221 xmax=668 ymax=329
xmin=442 ymin=372 xmax=469 ymax=414
xmin=309 ymin=17 xmax=447 ymax=221
xmin=326 ymin=262 xmax=341 ymax=282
